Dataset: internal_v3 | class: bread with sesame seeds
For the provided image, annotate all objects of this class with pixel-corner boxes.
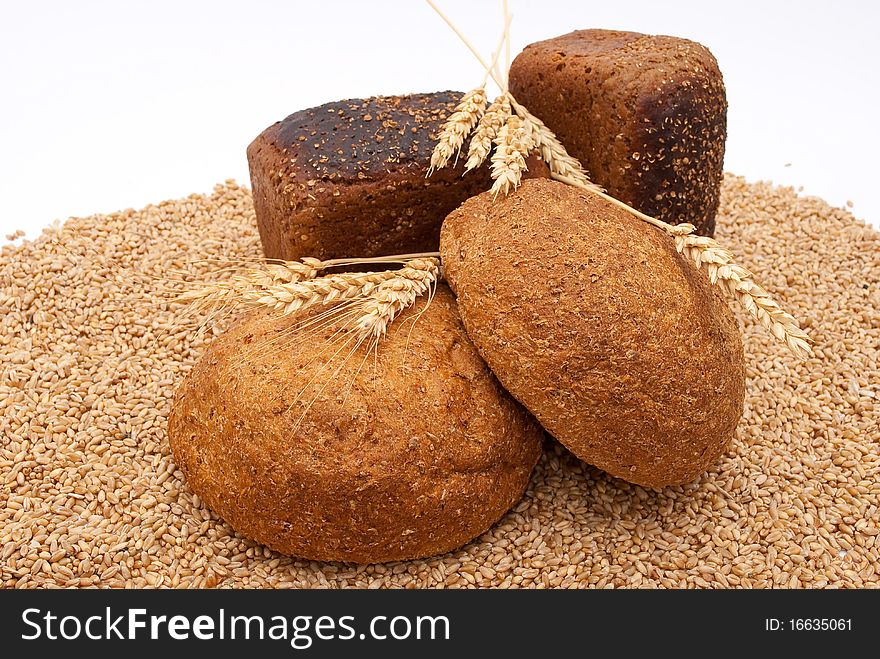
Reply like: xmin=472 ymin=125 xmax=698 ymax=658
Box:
xmin=247 ymin=91 xmax=547 ymax=261
xmin=509 ymin=30 xmax=727 ymax=236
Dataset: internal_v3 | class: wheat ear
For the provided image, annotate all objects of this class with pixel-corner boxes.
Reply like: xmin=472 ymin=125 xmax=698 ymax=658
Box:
xmin=490 ymin=115 xmax=529 ymax=197
xmin=429 ymin=88 xmax=487 ymax=173
xmin=355 ymin=258 xmax=441 ymax=339
xmin=674 ymin=235 xmax=812 ymax=356
xmin=178 ymin=255 xmax=442 ymax=341
xmin=240 ymin=271 xmax=400 ymax=316
xmin=465 ymin=94 xmax=512 ymax=172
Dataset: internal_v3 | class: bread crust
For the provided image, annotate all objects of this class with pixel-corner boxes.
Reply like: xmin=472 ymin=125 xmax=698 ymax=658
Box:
xmin=440 ymin=178 xmax=745 ymax=488
xmin=509 ymin=29 xmax=727 ymax=236
xmin=168 ymin=285 xmax=543 ymax=563
xmin=247 ymin=92 xmax=547 ymax=261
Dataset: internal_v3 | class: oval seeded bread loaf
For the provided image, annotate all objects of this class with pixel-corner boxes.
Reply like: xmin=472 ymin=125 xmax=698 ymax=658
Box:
xmin=168 ymin=285 xmax=544 ymax=563
xmin=248 ymin=92 xmax=547 ymax=261
xmin=509 ymin=29 xmax=727 ymax=236
xmin=441 ymin=178 xmax=745 ymax=488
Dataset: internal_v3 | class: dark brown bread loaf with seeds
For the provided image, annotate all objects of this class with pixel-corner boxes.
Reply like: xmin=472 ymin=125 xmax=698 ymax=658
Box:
xmin=248 ymin=91 xmax=547 ymax=261
xmin=168 ymin=285 xmax=543 ymax=563
xmin=509 ymin=29 xmax=727 ymax=236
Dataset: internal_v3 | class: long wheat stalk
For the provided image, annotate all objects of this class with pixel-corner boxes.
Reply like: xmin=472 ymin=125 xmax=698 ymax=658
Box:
xmin=550 ymin=172 xmax=694 ymax=236
xmin=426 ymin=0 xmax=506 ymax=90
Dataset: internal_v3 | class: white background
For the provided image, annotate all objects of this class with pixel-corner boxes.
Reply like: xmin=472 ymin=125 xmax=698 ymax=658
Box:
xmin=1 ymin=0 xmax=878 ymax=238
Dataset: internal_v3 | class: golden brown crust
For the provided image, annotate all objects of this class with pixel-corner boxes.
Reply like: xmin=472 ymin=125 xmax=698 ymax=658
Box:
xmin=247 ymin=92 xmax=547 ymax=261
xmin=509 ymin=29 xmax=727 ymax=236
xmin=440 ymin=178 xmax=745 ymax=488
xmin=167 ymin=285 xmax=543 ymax=563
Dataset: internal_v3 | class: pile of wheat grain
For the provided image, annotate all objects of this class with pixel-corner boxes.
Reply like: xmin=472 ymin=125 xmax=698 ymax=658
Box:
xmin=1 ymin=176 xmax=877 ymax=588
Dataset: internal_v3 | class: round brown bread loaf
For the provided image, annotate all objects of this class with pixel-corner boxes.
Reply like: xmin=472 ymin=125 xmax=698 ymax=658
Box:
xmin=509 ymin=29 xmax=727 ymax=236
xmin=440 ymin=178 xmax=745 ymax=488
xmin=167 ymin=285 xmax=543 ymax=563
xmin=247 ymin=91 xmax=548 ymax=261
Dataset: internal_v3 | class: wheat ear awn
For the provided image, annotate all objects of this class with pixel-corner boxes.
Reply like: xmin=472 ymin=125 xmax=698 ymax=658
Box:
xmin=510 ymin=99 xmax=603 ymax=195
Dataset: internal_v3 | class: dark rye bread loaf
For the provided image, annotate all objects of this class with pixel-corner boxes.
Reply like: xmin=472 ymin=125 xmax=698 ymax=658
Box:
xmin=248 ymin=92 xmax=547 ymax=261
xmin=168 ymin=286 xmax=544 ymax=563
xmin=509 ymin=29 xmax=727 ymax=236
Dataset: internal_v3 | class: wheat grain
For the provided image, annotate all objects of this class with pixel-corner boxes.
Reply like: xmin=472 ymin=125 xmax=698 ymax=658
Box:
xmin=465 ymin=94 xmax=511 ymax=172
xmin=490 ymin=115 xmax=529 ymax=197
xmin=674 ymin=234 xmax=813 ymax=357
xmin=2 ymin=178 xmax=876 ymax=588
xmin=428 ymin=88 xmax=486 ymax=173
